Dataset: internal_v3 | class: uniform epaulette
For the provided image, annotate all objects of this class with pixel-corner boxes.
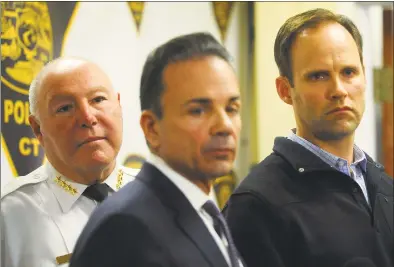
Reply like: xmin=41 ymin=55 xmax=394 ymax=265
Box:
xmin=1 ymin=166 xmax=47 ymax=199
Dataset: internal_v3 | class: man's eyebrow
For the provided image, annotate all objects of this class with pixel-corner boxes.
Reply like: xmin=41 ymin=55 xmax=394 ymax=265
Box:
xmin=184 ymin=98 xmax=212 ymax=106
xmin=183 ymin=96 xmax=241 ymax=106
xmin=48 ymin=94 xmax=72 ymax=104
xmin=48 ymin=86 xmax=109 ymax=103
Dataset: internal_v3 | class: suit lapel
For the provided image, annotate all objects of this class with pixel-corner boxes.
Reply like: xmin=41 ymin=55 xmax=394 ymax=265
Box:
xmin=365 ymin=160 xmax=393 ymax=233
xmin=175 ymin=206 xmax=229 ymax=267
xmin=137 ymin=163 xmax=229 ymax=267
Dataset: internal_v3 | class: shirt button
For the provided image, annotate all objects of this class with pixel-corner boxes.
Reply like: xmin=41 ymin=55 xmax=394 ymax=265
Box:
xmin=298 ymin=168 xmax=304 ymax=173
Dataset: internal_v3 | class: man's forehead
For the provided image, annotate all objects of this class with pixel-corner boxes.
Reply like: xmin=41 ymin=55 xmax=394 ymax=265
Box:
xmin=40 ymin=60 xmax=88 ymax=89
xmin=41 ymin=58 xmax=108 ymax=84
xmin=41 ymin=68 xmax=112 ymax=101
xmin=46 ymin=86 xmax=110 ymax=100
xmin=295 ymin=22 xmax=355 ymax=49
xmin=292 ymin=24 xmax=360 ymax=64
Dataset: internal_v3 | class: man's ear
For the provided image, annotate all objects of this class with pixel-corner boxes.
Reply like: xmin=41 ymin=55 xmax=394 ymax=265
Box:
xmin=29 ymin=115 xmax=43 ymax=144
xmin=140 ymin=110 xmax=160 ymax=151
xmin=275 ymin=76 xmax=293 ymax=105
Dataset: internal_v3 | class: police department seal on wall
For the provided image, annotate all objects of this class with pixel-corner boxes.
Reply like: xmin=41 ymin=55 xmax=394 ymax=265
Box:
xmin=1 ymin=2 xmax=52 ymax=176
xmin=1 ymin=2 xmax=53 ymax=95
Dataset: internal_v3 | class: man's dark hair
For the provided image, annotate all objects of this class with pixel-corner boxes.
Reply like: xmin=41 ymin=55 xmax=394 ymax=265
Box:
xmin=274 ymin=8 xmax=363 ymax=87
xmin=140 ymin=32 xmax=232 ymax=118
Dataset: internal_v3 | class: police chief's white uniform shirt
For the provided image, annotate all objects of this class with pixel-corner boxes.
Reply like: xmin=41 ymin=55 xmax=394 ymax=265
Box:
xmin=1 ymin=162 xmax=138 ymax=267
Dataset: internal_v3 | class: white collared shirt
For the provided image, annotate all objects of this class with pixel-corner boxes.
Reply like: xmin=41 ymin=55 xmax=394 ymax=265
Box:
xmin=147 ymin=154 xmax=241 ymax=267
xmin=1 ymin=162 xmax=138 ymax=267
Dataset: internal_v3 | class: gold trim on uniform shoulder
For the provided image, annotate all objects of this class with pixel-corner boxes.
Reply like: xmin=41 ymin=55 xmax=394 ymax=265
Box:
xmin=54 ymin=176 xmax=78 ymax=195
xmin=116 ymin=169 xmax=123 ymax=190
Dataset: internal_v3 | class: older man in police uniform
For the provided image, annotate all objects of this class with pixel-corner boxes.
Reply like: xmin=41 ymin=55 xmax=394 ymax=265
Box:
xmin=1 ymin=57 xmax=138 ymax=267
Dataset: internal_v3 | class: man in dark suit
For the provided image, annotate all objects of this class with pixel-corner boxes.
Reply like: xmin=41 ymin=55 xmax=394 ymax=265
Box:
xmin=224 ymin=8 xmax=393 ymax=267
xmin=70 ymin=32 xmax=243 ymax=267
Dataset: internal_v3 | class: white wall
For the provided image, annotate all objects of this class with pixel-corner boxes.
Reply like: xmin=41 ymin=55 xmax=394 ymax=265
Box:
xmin=1 ymin=2 xmax=248 ymax=188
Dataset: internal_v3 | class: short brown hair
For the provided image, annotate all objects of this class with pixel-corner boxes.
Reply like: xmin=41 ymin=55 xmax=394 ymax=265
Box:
xmin=274 ymin=8 xmax=363 ymax=87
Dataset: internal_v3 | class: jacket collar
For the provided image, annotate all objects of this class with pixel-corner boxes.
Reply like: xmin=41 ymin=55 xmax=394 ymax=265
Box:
xmin=273 ymin=137 xmax=335 ymax=173
xmin=274 ymin=137 xmax=385 ymax=174
xmin=46 ymin=162 xmax=125 ymax=213
xmin=136 ymin=163 xmax=229 ymax=267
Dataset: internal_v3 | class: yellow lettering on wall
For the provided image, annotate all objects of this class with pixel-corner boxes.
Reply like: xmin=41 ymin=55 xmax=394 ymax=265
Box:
xmin=4 ymin=99 xmax=13 ymax=123
xmin=3 ymin=100 xmax=30 ymax=125
xmin=19 ymin=137 xmax=40 ymax=156
xmin=31 ymin=138 xmax=40 ymax=156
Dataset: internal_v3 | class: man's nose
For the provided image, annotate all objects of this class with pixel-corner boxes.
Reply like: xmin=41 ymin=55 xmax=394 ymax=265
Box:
xmin=329 ymin=77 xmax=349 ymax=100
xmin=211 ymin=110 xmax=235 ymax=137
xmin=77 ymin=104 xmax=98 ymax=128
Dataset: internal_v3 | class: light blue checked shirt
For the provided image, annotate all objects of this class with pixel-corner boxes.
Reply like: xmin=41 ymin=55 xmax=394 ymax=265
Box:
xmin=288 ymin=130 xmax=369 ymax=204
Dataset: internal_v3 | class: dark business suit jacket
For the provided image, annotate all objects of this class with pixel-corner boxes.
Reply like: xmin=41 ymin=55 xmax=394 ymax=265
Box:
xmin=224 ymin=137 xmax=393 ymax=267
xmin=70 ymin=162 xmax=230 ymax=267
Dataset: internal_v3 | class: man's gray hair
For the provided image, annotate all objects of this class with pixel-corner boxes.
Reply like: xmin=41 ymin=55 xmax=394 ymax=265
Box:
xmin=28 ymin=70 xmax=45 ymax=121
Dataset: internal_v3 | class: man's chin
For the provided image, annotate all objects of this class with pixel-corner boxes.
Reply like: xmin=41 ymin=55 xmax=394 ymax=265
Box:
xmin=76 ymin=153 xmax=114 ymax=168
xmin=90 ymin=150 xmax=111 ymax=162
xmin=205 ymin=164 xmax=233 ymax=180
xmin=314 ymin=128 xmax=355 ymax=141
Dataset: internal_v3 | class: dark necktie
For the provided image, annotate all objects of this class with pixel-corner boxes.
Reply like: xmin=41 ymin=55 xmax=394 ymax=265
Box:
xmin=82 ymin=183 xmax=114 ymax=203
xmin=203 ymin=200 xmax=240 ymax=267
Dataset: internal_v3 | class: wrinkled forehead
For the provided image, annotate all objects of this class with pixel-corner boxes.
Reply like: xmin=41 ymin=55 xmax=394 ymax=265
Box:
xmin=39 ymin=62 xmax=114 ymax=101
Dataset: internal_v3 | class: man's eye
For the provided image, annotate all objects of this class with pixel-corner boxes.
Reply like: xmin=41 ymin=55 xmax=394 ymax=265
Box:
xmin=343 ymin=68 xmax=356 ymax=77
xmin=309 ymin=72 xmax=328 ymax=81
xmin=189 ymin=107 xmax=204 ymax=116
xmin=93 ymin=96 xmax=106 ymax=103
xmin=56 ymin=105 xmax=72 ymax=113
xmin=226 ymin=106 xmax=239 ymax=114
